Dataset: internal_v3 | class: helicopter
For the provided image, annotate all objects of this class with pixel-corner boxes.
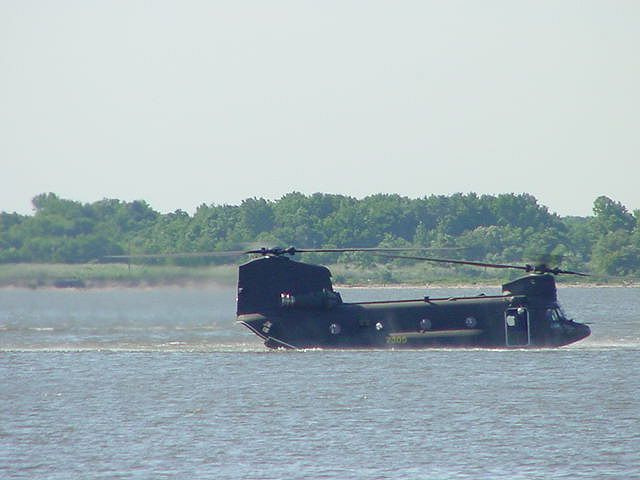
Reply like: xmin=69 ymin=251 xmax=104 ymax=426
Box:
xmin=233 ymin=247 xmax=591 ymax=349
xmin=106 ymin=246 xmax=591 ymax=349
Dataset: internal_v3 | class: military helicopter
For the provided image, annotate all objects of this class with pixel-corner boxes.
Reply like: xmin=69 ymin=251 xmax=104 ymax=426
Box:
xmin=106 ymin=246 xmax=591 ymax=349
xmin=233 ymin=247 xmax=591 ymax=349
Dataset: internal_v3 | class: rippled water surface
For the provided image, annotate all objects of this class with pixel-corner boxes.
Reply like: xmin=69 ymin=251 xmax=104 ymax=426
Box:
xmin=1 ymin=285 xmax=639 ymax=479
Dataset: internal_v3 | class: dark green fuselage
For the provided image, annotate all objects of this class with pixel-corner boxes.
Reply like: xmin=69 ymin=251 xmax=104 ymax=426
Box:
xmin=236 ymin=256 xmax=590 ymax=349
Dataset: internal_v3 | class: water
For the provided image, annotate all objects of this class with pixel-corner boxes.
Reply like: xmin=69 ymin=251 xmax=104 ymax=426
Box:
xmin=1 ymin=285 xmax=639 ymax=479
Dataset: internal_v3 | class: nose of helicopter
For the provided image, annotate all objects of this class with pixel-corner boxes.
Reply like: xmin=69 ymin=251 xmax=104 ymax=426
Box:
xmin=573 ymin=322 xmax=591 ymax=341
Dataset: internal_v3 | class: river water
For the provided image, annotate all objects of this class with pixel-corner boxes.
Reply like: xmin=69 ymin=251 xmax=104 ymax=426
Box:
xmin=1 ymin=285 xmax=639 ymax=479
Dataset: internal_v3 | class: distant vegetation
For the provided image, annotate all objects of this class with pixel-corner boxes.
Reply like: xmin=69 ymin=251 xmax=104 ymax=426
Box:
xmin=1 ymin=192 xmax=639 ymax=283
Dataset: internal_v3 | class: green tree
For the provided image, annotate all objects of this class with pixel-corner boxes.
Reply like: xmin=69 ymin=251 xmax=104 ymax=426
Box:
xmin=591 ymin=230 xmax=640 ymax=275
xmin=592 ymin=195 xmax=635 ymax=235
xmin=238 ymin=198 xmax=275 ymax=238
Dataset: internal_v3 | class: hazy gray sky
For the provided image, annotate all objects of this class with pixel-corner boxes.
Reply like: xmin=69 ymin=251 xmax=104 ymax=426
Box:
xmin=2 ymin=1 xmax=639 ymax=217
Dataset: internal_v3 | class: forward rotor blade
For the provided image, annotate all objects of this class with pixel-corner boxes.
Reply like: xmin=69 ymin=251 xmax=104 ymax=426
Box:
xmin=374 ymin=254 xmax=590 ymax=276
xmin=373 ymin=254 xmax=531 ymax=271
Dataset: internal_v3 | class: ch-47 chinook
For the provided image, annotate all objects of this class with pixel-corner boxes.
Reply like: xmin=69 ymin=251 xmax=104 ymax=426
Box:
xmin=235 ymin=247 xmax=591 ymax=349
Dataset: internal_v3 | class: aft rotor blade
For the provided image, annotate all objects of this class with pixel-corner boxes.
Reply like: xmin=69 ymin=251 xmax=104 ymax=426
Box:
xmin=244 ymin=247 xmax=459 ymax=256
xmin=103 ymin=251 xmax=247 ymax=260
xmin=103 ymin=247 xmax=449 ymax=260
xmin=296 ymin=247 xmax=455 ymax=253
xmin=542 ymin=267 xmax=590 ymax=277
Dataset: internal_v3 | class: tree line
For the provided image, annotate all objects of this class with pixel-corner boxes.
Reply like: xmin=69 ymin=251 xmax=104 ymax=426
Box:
xmin=1 ymin=192 xmax=639 ymax=277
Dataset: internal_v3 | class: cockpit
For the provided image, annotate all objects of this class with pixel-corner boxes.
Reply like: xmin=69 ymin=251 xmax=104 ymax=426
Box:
xmin=543 ymin=302 xmax=590 ymax=344
xmin=545 ymin=304 xmax=568 ymax=326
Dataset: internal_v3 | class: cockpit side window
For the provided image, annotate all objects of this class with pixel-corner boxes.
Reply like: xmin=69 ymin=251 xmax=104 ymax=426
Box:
xmin=545 ymin=306 xmax=564 ymax=323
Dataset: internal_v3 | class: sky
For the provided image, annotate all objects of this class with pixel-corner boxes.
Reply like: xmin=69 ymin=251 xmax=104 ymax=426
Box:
xmin=1 ymin=1 xmax=639 ymax=217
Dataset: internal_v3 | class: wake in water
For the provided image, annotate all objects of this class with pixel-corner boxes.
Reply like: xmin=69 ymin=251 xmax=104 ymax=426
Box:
xmin=3 ymin=340 xmax=639 ymax=353
xmin=1 ymin=342 xmax=268 ymax=353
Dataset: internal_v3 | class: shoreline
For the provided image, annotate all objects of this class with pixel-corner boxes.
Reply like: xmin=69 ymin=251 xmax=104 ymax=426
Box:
xmin=1 ymin=279 xmax=638 ymax=291
xmin=336 ymin=282 xmax=640 ymax=289
xmin=1 ymin=263 xmax=638 ymax=290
